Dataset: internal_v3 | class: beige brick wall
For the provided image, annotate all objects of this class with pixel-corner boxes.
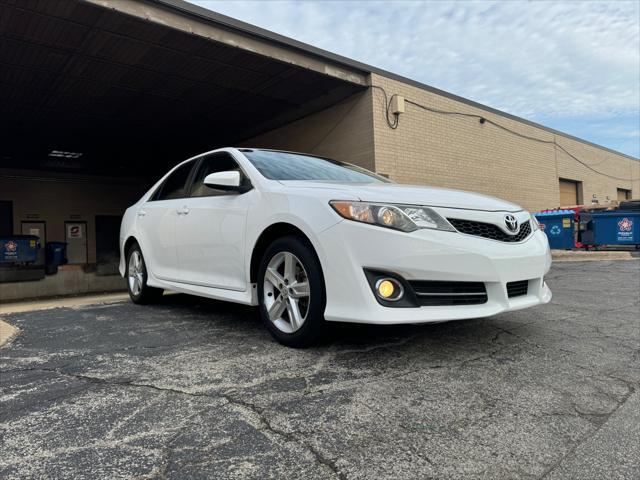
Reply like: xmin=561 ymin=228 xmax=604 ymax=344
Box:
xmin=371 ymin=73 xmax=639 ymax=212
xmin=238 ymin=90 xmax=376 ymax=172
xmin=233 ymin=72 xmax=638 ymax=213
xmin=554 ymin=136 xmax=640 ymax=206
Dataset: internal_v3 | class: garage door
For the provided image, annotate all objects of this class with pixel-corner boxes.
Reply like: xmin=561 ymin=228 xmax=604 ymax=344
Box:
xmin=559 ymin=180 xmax=578 ymax=206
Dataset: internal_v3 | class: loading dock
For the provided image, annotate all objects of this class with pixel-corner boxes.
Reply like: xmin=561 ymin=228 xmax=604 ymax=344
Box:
xmin=0 ymin=0 xmax=367 ymax=299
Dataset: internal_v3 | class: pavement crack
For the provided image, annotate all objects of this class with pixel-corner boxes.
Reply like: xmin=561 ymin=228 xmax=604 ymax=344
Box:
xmin=34 ymin=367 xmax=349 ymax=479
xmin=140 ymin=408 xmax=207 ymax=480
xmin=12 ymin=368 xmax=348 ymax=478
xmin=332 ymin=332 xmax=424 ymax=356
xmin=304 ymin=443 xmax=349 ymax=480
xmin=492 ymin=324 xmax=546 ymax=349
xmin=538 ymin=379 xmax=637 ymax=479
xmin=219 ymin=391 xmax=347 ymax=479
xmin=17 ymin=367 xmax=217 ymax=401
xmin=457 ymin=350 xmax=500 ymax=367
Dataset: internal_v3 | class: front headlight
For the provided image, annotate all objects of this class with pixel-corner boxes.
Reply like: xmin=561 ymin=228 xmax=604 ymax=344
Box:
xmin=329 ymin=201 xmax=455 ymax=233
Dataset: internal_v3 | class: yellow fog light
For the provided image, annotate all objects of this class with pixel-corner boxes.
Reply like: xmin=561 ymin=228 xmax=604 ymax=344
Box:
xmin=377 ymin=279 xmax=395 ymax=298
xmin=374 ymin=278 xmax=404 ymax=302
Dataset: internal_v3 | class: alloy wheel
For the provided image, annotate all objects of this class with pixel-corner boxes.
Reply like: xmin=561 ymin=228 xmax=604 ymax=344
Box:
xmin=263 ymin=251 xmax=310 ymax=334
xmin=128 ymin=250 xmax=145 ymax=296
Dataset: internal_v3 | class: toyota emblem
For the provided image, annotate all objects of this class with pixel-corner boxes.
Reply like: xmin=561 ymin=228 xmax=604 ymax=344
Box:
xmin=504 ymin=214 xmax=519 ymax=233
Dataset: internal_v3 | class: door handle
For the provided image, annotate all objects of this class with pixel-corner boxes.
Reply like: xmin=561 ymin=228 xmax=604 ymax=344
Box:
xmin=137 ymin=210 xmax=147 ymax=217
xmin=177 ymin=206 xmax=190 ymax=216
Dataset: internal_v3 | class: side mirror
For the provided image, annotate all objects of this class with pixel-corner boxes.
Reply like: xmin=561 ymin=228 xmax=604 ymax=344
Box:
xmin=203 ymin=171 xmax=249 ymax=192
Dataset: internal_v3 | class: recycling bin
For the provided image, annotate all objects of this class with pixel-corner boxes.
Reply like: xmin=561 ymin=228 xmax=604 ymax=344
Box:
xmin=45 ymin=241 xmax=68 ymax=274
xmin=0 ymin=235 xmax=40 ymax=264
xmin=535 ymin=210 xmax=575 ymax=249
xmin=581 ymin=211 xmax=640 ymax=247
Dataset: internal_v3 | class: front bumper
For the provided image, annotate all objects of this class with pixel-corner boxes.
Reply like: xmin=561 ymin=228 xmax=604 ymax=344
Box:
xmin=317 ymin=219 xmax=552 ymax=324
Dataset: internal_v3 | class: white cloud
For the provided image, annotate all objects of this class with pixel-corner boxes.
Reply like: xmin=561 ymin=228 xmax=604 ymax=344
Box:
xmin=190 ymin=0 xmax=640 ymax=155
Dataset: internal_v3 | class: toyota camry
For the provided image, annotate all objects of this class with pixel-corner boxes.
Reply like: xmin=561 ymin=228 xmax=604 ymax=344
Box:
xmin=120 ymin=148 xmax=552 ymax=347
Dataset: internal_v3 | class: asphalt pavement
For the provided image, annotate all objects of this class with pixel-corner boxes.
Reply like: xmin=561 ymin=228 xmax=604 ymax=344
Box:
xmin=1 ymin=261 xmax=639 ymax=479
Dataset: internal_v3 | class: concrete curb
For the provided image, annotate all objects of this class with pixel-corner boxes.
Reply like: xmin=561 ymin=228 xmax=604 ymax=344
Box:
xmin=552 ymin=251 xmax=638 ymax=262
xmin=0 ymin=292 xmax=130 ymax=316
xmin=0 ymin=320 xmax=20 ymax=348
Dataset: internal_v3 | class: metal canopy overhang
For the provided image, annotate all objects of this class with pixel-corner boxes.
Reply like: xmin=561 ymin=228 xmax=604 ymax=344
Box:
xmin=0 ymin=0 xmax=367 ymax=177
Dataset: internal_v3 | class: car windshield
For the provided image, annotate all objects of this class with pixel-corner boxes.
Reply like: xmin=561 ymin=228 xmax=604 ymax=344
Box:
xmin=242 ymin=150 xmax=390 ymax=183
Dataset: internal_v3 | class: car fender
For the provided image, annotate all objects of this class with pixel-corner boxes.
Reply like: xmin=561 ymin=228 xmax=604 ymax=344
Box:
xmin=244 ymin=192 xmax=344 ymax=283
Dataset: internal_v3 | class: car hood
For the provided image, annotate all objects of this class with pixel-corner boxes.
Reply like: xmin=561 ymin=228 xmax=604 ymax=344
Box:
xmin=278 ymin=181 xmax=523 ymax=212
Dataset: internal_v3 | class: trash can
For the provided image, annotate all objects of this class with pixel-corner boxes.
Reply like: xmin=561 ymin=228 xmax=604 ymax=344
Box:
xmin=535 ymin=210 xmax=575 ymax=249
xmin=45 ymin=241 xmax=68 ymax=274
xmin=581 ymin=211 xmax=640 ymax=248
xmin=0 ymin=235 xmax=41 ymax=264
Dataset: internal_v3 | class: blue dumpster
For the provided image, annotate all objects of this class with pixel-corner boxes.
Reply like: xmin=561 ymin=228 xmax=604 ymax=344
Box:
xmin=535 ymin=210 xmax=575 ymax=249
xmin=581 ymin=211 xmax=640 ymax=247
xmin=45 ymin=241 xmax=68 ymax=274
xmin=0 ymin=235 xmax=41 ymax=264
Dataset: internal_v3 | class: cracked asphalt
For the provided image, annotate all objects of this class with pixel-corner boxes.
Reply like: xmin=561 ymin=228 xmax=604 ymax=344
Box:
xmin=1 ymin=261 xmax=639 ymax=479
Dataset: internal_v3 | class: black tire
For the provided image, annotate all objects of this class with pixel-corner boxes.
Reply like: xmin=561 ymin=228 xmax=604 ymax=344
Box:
xmin=126 ymin=243 xmax=163 ymax=304
xmin=257 ymin=235 xmax=327 ymax=347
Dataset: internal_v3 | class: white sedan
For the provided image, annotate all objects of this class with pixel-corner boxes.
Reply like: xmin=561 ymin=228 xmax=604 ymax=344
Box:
xmin=120 ymin=148 xmax=552 ymax=347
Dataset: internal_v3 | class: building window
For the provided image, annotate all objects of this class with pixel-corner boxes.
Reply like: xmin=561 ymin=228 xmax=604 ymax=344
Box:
xmin=559 ymin=179 xmax=582 ymax=206
xmin=617 ymin=188 xmax=631 ymax=202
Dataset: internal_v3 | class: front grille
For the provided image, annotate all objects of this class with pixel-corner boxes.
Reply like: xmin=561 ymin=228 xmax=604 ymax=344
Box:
xmin=507 ymin=280 xmax=529 ymax=298
xmin=447 ymin=218 xmax=531 ymax=242
xmin=408 ymin=280 xmax=488 ymax=306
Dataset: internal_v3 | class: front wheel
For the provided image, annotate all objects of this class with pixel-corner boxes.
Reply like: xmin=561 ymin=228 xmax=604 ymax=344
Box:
xmin=257 ymin=236 xmax=326 ymax=347
xmin=126 ymin=243 xmax=163 ymax=304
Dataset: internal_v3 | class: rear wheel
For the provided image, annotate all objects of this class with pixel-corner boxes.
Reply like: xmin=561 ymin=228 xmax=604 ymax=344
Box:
xmin=257 ymin=236 xmax=326 ymax=347
xmin=126 ymin=243 xmax=163 ymax=304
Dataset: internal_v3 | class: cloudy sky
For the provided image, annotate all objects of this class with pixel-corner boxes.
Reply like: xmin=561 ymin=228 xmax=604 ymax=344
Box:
xmin=190 ymin=0 xmax=640 ymax=157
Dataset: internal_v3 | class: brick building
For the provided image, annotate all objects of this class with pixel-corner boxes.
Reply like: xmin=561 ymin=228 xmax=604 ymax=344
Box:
xmin=246 ymin=72 xmax=638 ymax=212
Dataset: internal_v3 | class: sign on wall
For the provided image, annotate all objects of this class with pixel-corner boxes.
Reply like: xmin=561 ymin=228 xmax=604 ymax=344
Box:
xmin=67 ymin=224 xmax=83 ymax=239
